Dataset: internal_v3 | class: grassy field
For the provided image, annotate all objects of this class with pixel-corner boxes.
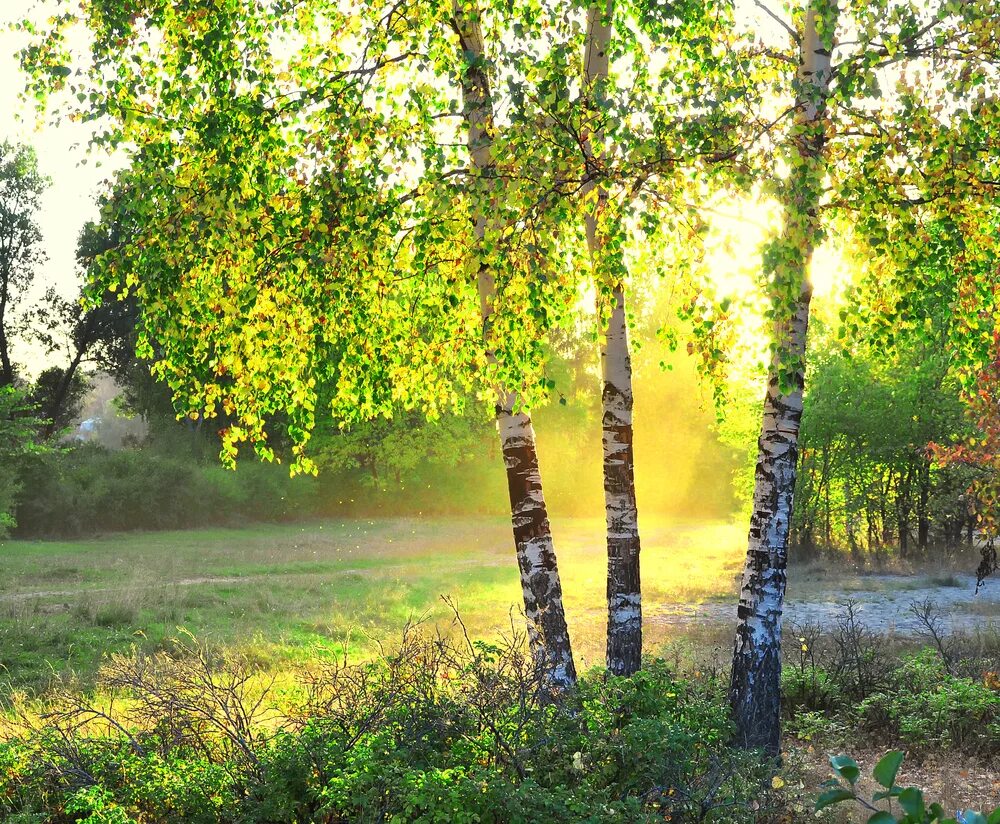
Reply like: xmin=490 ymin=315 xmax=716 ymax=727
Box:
xmin=0 ymin=517 xmax=748 ymax=693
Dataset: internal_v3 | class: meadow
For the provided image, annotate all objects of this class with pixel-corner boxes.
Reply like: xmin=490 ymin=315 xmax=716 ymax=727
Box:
xmin=0 ymin=517 xmax=748 ymax=694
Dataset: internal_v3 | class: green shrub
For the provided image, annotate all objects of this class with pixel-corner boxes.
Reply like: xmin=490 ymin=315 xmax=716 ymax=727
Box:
xmin=816 ymin=750 xmax=1000 ymax=823
xmin=0 ymin=635 xmax=775 ymax=823
xmin=856 ymin=651 xmax=1000 ymax=755
xmin=12 ymin=443 xmax=321 ymax=537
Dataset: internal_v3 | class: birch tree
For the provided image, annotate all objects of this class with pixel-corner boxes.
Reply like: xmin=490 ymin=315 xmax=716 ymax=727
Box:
xmin=729 ymin=0 xmax=837 ymax=754
xmin=20 ymin=0 xmax=584 ymax=685
xmin=450 ymin=2 xmax=575 ymax=688
xmin=564 ymin=0 xmax=767 ymax=675
xmin=729 ymin=0 xmax=1000 ymax=753
xmin=579 ymin=1 xmax=643 ymax=677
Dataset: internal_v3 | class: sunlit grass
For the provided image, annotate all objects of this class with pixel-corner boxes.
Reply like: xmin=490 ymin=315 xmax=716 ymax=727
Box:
xmin=0 ymin=517 xmax=748 ymax=694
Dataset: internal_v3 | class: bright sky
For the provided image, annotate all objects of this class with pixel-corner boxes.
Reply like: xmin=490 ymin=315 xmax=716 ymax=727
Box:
xmin=1 ymin=0 xmax=115 ymax=374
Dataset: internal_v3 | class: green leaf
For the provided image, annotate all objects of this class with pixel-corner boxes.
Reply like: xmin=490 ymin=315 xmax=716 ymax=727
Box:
xmin=831 ymin=755 xmax=861 ymax=785
xmin=815 ymin=788 xmax=855 ymax=812
xmin=898 ymin=787 xmax=925 ymax=820
xmin=50 ymin=65 xmax=71 ymax=77
xmin=873 ymin=751 xmax=905 ymax=789
xmin=867 ymin=813 xmax=896 ymax=824
xmin=987 ymin=808 xmax=1000 ymax=824
xmin=960 ymin=813 xmax=988 ymax=824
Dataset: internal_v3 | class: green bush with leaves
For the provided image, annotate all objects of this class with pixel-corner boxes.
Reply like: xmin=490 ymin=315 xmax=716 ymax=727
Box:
xmin=0 ymin=387 xmax=45 ymax=537
xmin=11 ymin=442 xmax=321 ymax=537
xmin=0 ymin=635 xmax=775 ymax=824
xmin=817 ymin=751 xmax=1000 ymax=824
xmin=856 ymin=651 xmax=1000 ymax=755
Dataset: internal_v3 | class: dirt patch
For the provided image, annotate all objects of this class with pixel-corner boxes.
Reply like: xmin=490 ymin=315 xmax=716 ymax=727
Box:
xmin=647 ymin=573 xmax=1000 ymax=636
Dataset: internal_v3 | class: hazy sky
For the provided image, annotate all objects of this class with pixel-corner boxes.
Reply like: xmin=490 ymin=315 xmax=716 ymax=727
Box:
xmin=1 ymin=0 xmax=113 ymax=374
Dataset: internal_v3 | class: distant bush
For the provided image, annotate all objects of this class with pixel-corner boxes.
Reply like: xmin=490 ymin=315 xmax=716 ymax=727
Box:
xmin=11 ymin=443 xmax=322 ymax=538
xmin=0 ymin=630 xmax=777 ymax=823
xmin=856 ymin=650 xmax=1000 ymax=756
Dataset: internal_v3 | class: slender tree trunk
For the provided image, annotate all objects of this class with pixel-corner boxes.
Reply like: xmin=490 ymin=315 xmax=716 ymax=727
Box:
xmin=498 ymin=402 xmax=576 ymax=686
xmin=917 ymin=460 xmax=930 ymax=549
xmin=599 ymin=286 xmax=642 ymax=674
xmin=730 ymin=1 xmax=836 ymax=755
xmin=0 ymin=281 xmax=13 ymax=387
xmin=581 ymin=0 xmax=642 ymax=677
xmin=452 ymin=4 xmax=576 ymax=689
xmin=42 ymin=351 xmax=85 ymax=439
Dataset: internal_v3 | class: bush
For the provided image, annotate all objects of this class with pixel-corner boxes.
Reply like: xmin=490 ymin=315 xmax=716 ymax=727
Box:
xmin=856 ymin=650 xmax=1000 ymax=755
xmin=781 ymin=606 xmax=1000 ymax=758
xmin=0 ymin=631 xmax=777 ymax=823
xmin=816 ymin=750 xmax=1000 ymax=823
xmin=12 ymin=443 xmax=322 ymax=537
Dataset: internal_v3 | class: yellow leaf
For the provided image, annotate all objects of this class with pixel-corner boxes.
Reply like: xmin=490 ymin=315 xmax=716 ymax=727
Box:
xmin=771 ymin=776 xmax=785 ymax=790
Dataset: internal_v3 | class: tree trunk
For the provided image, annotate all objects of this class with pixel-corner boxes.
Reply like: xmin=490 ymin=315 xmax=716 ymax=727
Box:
xmin=498 ymin=404 xmax=576 ymax=686
xmin=0 ymin=282 xmax=13 ymax=387
xmin=730 ymin=1 xmax=836 ymax=755
xmin=42 ymin=351 xmax=85 ymax=439
xmin=581 ymin=0 xmax=642 ymax=677
xmin=599 ymin=286 xmax=642 ymax=675
xmin=917 ymin=460 xmax=930 ymax=549
xmin=729 ymin=288 xmax=811 ymax=754
xmin=452 ymin=3 xmax=576 ymax=690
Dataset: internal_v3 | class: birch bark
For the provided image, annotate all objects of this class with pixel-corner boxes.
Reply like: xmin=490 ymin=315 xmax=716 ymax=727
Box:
xmin=729 ymin=1 xmax=837 ymax=754
xmin=451 ymin=3 xmax=577 ymax=690
xmin=582 ymin=0 xmax=642 ymax=677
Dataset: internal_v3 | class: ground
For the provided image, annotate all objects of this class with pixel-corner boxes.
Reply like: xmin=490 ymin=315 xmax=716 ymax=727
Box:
xmin=0 ymin=517 xmax=747 ymax=691
xmin=4 ymin=517 xmax=997 ymax=693
xmin=4 ymin=517 xmax=1000 ymax=817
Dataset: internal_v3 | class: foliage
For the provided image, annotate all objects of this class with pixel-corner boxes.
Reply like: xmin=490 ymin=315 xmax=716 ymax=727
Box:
xmin=781 ymin=602 xmax=1000 ymax=758
xmin=0 ymin=631 xmax=774 ymax=824
xmin=0 ymin=386 xmax=45 ymax=536
xmin=11 ymin=441 xmax=321 ymax=538
xmin=26 ymin=365 xmax=91 ymax=436
xmin=16 ymin=0 xmax=768 ymax=476
xmin=315 ymin=410 xmax=492 ymax=490
xmin=0 ymin=140 xmax=47 ymax=387
xmin=856 ymin=651 xmax=1000 ymax=756
xmin=816 ymin=750 xmax=1000 ymax=824
xmin=792 ymin=336 xmax=973 ymax=557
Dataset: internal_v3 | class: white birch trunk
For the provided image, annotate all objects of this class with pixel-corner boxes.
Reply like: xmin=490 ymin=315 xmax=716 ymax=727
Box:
xmin=583 ymin=0 xmax=643 ymax=677
xmin=729 ymin=1 xmax=837 ymax=754
xmin=452 ymin=3 xmax=577 ymax=690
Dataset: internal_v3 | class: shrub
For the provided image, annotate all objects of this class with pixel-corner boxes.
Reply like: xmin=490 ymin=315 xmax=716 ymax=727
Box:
xmin=856 ymin=651 xmax=1000 ymax=755
xmin=12 ymin=443 xmax=321 ymax=537
xmin=0 ymin=630 xmax=777 ymax=823
xmin=816 ymin=750 xmax=1000 ymax=823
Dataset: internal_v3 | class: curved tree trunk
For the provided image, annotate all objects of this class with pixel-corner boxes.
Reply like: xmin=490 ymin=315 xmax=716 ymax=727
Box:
xmin=582 ymin=0 xmax=642 ymax=677
xmin=730 ymin=1 xmax=837 ymax=755
xmin=42 ymin=351 xmax=85 ymax=439
xmin=452 ymin=3 xmax=576 ymax=690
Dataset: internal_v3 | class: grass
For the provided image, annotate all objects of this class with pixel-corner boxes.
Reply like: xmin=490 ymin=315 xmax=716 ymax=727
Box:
xmin=0 ymin=517 xmax=748 ymax=693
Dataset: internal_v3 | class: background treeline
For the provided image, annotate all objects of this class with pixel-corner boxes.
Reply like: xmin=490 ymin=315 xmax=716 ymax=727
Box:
xmin=0 ymin=140 xmax=986 ymax=554
xmin=4 ymin=345 xmax=740 ymax=538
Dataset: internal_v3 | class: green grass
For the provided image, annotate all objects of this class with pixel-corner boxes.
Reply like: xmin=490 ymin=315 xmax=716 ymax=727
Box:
xmin=0 ymin=517 xmax=747 ymax=693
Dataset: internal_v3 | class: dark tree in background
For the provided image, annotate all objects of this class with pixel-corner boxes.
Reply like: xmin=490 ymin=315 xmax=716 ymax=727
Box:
xmin=0 ymin=141 xmax=47 ymax=387
xmin=27 ymin=216 xmax=138 ymax=438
